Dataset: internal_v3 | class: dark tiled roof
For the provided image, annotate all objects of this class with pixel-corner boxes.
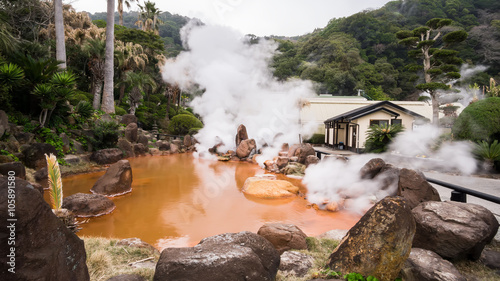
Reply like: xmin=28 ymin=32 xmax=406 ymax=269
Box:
xmin=324 ymin=101 xmax=426 ymax=123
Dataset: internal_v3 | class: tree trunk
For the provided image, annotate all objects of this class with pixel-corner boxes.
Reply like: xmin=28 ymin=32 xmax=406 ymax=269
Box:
xmin=93 ymin=80 xmax=103 ymax=109
xmin=118 ymin=83 xmax=126 ymax=106
xmin=54 ymin=0 xmax=66 ymax=69
xmin=431 ymin=92 xmax=439 ymax=126
xmin=118 ymin=0 xmax=123 ymax=26
xmin=101 ymin=0 xmax=115 ymax=114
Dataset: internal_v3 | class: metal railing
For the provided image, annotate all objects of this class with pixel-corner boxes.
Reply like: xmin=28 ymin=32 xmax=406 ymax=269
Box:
xmin=426 ymin=177 xmax=500 ymax=204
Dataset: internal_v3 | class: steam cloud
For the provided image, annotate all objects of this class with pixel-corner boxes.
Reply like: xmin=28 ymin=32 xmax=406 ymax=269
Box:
xmin=162 ymin=21 xmax=316 ymax=160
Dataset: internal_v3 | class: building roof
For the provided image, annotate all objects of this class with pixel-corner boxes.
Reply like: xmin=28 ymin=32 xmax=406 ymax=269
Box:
xmin=324 ymin=100 xmax=427 ymax=123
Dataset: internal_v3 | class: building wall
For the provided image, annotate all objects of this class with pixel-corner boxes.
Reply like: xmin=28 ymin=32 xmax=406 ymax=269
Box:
xmin=300 ymin=96 xmax=433 ymax=134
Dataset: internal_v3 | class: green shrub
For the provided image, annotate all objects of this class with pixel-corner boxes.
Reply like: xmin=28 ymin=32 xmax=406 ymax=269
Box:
xmin=168 ymin=107 xmax=194 ymax=119
xmin=114 ymin=106 xmax=127 ymax=116
xmin=452 ymin=97 xmax=500 ymax=142
xmin=364 ymin=124 xmax=404 ymax=153
xmin=36 ymin=127 xmax=65 ymax=160
xmin=305 ymin=134 xmax=325 ymax=144
xmin=90 ymin=121 xmax=119 ymax=150
xmin=188 ymin=127 xmax=202 ymax=136
xmin=168 ymin=114 xmax=203 ymax=135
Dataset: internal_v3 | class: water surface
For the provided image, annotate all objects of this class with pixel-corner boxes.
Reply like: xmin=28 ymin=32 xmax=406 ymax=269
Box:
xmin=55 ymin=154 xmax=360 ymax=249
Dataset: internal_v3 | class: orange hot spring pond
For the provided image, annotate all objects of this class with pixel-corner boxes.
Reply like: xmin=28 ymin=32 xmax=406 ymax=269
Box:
xmin=47 ymin=153 xmax=360 ymax=250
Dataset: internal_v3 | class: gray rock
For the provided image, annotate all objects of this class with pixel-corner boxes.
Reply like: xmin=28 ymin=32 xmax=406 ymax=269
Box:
xmin=117 ymin=238 xmax=159 ymax=254
xmin=90 ymin=148 xmax=123 ymax=165
xmin=279 ymin=251 xmax=313 ymax=277
xmin=62 ymin=193 xmax=116 ymax=217
xmin=117 ymin=138 xmax=135 ymax=158
xmin=401 ymin=248 xmax=466 ymax=281
xmin=120 ymin=114 xmax=137 ymax=126
xmin=125 ymin=123 xmax=138 ymax=143
xmin=137 ymin=134 xmax=149 ymax=147
xmin=480 ymin=249 xmax=500 ymax=270
xmin=14 ymin=132 xmax=35 ymax=145
xmin=63 ymin=155 xmax=81 ymax=165
xmin=107 ymin=274 xmax=146 ymax=281
xmin=305 ymin=155 xmax=320 ymax=167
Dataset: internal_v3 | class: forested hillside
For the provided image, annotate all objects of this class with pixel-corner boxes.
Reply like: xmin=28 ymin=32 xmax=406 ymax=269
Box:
xmin=271 ymin=0 xmax=500 ymax=100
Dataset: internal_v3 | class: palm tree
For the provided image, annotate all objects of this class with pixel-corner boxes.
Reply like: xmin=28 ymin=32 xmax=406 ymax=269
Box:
xmin=82 ymin=38 xmax=106 ymax=109
xmin=117 ymin=0 xmax=137 ymax=26
xmin=54 ymin=0 xmax=66 ymax=69
xmin=102 ymin=0 xmax=115 ymax=114
xmin=135 ymin=1 xmax=163 ymax=35
xmin=114 ymin=41 xmax=148 ymax=105
xmin=124 ymin=71 xmax=156 ymax=115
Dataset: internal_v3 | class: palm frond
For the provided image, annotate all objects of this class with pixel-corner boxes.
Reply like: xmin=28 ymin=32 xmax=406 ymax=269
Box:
xmin=45 ymin=153 xmax=63 ymax=210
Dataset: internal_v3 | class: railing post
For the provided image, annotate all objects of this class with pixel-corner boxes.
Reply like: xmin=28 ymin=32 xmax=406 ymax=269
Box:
xmin=316 ymin=151 xmax=321 ymax=159
xmin=450 ymin=191 xmax=467 ymax=203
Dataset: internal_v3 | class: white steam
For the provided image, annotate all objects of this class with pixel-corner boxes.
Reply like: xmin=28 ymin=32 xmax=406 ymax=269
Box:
xmin=162 ymin=22 xmax=316 ymax=159
xmin=303 ymin=124 xmax=478 ymax=214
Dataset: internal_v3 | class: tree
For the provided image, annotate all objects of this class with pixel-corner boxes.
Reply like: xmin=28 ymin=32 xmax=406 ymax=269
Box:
xmin=102 ymin=0 xmax=115 ymax=114
xmin=123 ymin=71 xmax=156 ymax=115
xmin=397 ymin=18 xmax=468 ymax=125
xmin=114 ymin=41 xmax=148 ymax=105
xmin=54 ymin=0 xmax=66 ymax=69
xmin=117 ymin=0 xmax=137 ymax=26
xmin=82 ymin=38 xmax=106 ymax=109
xmin=135 ymin=1 xmax=164 ymax=35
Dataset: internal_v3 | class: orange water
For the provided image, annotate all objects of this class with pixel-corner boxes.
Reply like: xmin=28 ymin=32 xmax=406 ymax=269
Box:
xmin=54 ymin=154 xmax=360 ymax=250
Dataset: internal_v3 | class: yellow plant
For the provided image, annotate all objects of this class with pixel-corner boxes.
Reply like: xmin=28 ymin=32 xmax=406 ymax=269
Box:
xmin=45 ymin=153 xmax=63 ymax=210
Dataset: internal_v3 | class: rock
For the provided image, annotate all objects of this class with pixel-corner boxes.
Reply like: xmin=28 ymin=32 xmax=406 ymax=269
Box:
xmin=236 ymin=138 xmax=257 ymax=159
xmin=120 ymin=114 xmax=138 ymax=126
xmin=34 ymin=167 xmax=48 ymax=181
xmin=14 ymin=132 xmax=35 ymax=145
xmin=359 ymin=158 xmax=386 ymax=179
xmin=0 ymin=110 xmax=8 ymax=138
xmin=412 ymin=201 xmax=499 ymax=260
xmin=62 ymin=193 xmax=116 ymax=217
xmin=170 ymin=143 xmax=179 ymax=154
xmin=137 ymin=134 xmax=149 ymax=147
xmin=23 ymin=143 xmax=58 ymax=169
xmin=72 ymin=139 xmax=86 ymax=154
xmin=183 ymin=134 xmax=192 ymax=147
xmin=282 ymin=163 xmax=306 ymax=176
xmin=117 ymin=138 xmax=135 ymax=158
xmin=257 ymin=223 xmax=308 ymax=254
xmin=107 ymin=274 xmax=146 ymax=281
xmin=5 ymin=134 xmax=20 ymax=152
xmin=0 ymin=176 xmax=90 ymax=280
xmin=31 ymin=182 xmax=44 ymax=195
xmin=279 ymin=251 xmax=314 ymax=277
xmin=117 ymin=238 xmax=159 ymax=254
xmin=60 ymin=133 xmax=70 ymax=153
xmin=0 ymin=161 xmax=26 ymax=180
xmin=63 ymin=155 xmax=80 ymax=165
xmin=235 ymin=124 xmax=249 ymax=146
xmin=327 ymin=197 xmax=415 ymax=281
xmin=288 ymin=143 xmax=315 ymax=164
xmin=134 ymin=143 xmax=148 ymax=156
xmin=153 ymin=231 xmax=280 ymax=281
xmin=373 ymin=164 xmax=400 ymax=197
xmin=276 ymin=157 xmax=289 ymax=169
xmin=90 ymin=148 xmax=123 ymax=165
xmin=91 ymin=160 xmax=133 ymax=196
xmin=398 ymin=168 xmax=440 ymax=209
xmin=149 ymin=148 xmax=161 ymax=156
xmin=316 ymin=230 xmax=349 ymax=241
xmin=281 ymin=143 xmax=289 ymax=152
xmin=401 ymin=248 xmax=466 ymax=281
xmin=0 ymin=155 xmax=14 ymax=164
xmin=125 ymin=123 xmax=138 ymax=143
xmin=242 ymin=177 xmax=299 ymax=198
xmin=480 ymin=249 xmax=500 ymax=270
xmin=305 ymin=155 xmax=320 ymax=167
xmin=157 ymin=141 xmax=170 ymax=151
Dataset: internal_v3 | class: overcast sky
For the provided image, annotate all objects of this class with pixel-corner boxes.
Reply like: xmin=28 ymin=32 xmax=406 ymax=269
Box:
xmin=68 ymin=0 xmax=393 ymax=36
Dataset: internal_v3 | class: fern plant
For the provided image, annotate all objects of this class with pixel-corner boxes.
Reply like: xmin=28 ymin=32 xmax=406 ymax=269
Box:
xmin=364 ymin=124 xmax=404 ymax=153
xmin=474 ymin=140 xmax=500 ymax=171
xmin=45 ymin=153 xmax=63 ymax=210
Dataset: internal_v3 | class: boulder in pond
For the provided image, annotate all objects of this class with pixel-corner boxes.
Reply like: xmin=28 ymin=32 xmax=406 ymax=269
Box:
xmin=153 ymin=231 xmax=280 ymax=281
xmin=288 ymin=143 xmax=315 ymax=164
xmin=412 ymin=201 xmax=499 ymax=260
xmin=242 ymin=177 xmax=299 ymax=199
xmin=90 ymin=148 xmax=124 ymax=165
xmin=236 ymin=138 xmax=256 ymax=159
xmin=62 ymin=193 xmax=116 ymax=217
xmin=235 ymin=124 xmax=249 ymax=146
xmin=0 ymin=176 xmax=89 ymax=280
xmin=327 ymin=197 xmax=415 ymax=281
xmin=401 ymin=248 xmax=466 ymax=281
xmin=91 ymin=160 xmax=133 ymax=196
xmin=257 ymin=223 xmax=308 ymax=254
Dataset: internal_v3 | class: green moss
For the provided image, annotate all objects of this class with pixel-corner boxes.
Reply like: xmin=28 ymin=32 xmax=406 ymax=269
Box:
xmin=452 ymin=97 xmax=500 ymax=142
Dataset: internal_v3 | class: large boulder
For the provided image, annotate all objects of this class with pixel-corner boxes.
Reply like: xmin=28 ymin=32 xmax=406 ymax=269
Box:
xmin=183 ymin=134 xmax=192 ymax=148
xmin=305 ymin=155 xmax=320 ymax=167
xmin=398 ymin=168 xmax=440 ymax=209
xmin=236 ymin=138 xmax=256 ymax=159
xmin=401 ymin=248 xmax=466 ymax=281
xmin=288 ymin=143 xmax=315 ymax=164
xmin=91 ymin=160 xmax=133 ymax=196
xmin=412 ymin=201 xmax=499 ymax=260
xmin=327 ymin=197 xmax=415 ymax=280
xmin=0 ymin=162 xmax=26 ymax=180
xmin=359 ymin=158 xmax=386 ymax=179
xmin=14 ymin=132 xmax=35 ymax=145
xmin=235 ymin=124 xmax=249 ymax=146
xmin=125 ymin=123 xmax=138 ymax=143
xmin=62 ymin=193 xmax=116 ymax=217
xmin=278 ymin=251 xmax=314 ymax=277
xmin=374 ymin=164 xmax=400 ymax=197
xmin=90 ymin=148 xmax=123 ymax=165
xmin=242 ymin=177 xmax=299 ymax=198
xmin=117 ymin=138 xmax=135 ymax=158
xmin=257 ymin=223 xmax=308 ymax=254
xmin=23 ymin=143 xmax=58 ymax=169
xmin=0 ymin=176 xmax=89 ymax=280
xmin=133 ymin=143 xmax=148 ymax=156
xmin=120 ymin=114 xmax=137 ymax=126
xmin=153 ymin=231 xmax=280 ymax=281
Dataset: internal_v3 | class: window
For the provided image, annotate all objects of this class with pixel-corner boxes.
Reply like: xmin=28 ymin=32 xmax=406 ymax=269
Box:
xmin=391 ymin=119 xmax=402 ymax=125
xmin=370 ymin=120 xmax=389 ymax=126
